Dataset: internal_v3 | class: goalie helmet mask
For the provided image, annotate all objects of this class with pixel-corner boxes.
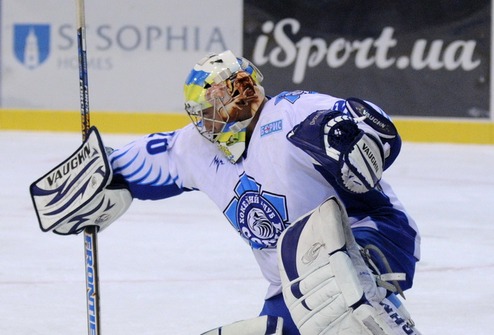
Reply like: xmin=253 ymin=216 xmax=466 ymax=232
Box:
xmin=184 ymin=50 xmax=265 ymax=163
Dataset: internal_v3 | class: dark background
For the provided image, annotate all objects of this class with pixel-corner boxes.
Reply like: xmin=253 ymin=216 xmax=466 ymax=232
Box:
xmin=244 ymin=0 xmax=490 ymax=118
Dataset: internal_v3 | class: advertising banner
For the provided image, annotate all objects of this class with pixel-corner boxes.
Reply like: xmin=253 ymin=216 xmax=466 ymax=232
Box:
xmin=2 ymin=0 xmax=242 ymax=112
xmin=243 ymin=1 xmax=490 ymax=118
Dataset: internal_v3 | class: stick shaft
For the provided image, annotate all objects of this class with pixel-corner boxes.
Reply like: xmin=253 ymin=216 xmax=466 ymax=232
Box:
xmin=76 ymin=0 xmax=101 ymax=334
xmin=77 ymin=0 xmax=90 ymax=140
xmin=84 ymin=228 xmax=101 ymax=334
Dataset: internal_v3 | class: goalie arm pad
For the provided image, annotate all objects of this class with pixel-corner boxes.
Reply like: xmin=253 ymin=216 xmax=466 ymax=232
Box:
xmin=29 ymin=127 xmax=132 ymax=235
xmin=287 ymin=110 xmax=384 ymax=193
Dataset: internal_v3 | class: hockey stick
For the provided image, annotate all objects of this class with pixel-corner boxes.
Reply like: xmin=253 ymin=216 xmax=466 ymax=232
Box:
xmin=76 ymin=0 xmax=102 ymax=333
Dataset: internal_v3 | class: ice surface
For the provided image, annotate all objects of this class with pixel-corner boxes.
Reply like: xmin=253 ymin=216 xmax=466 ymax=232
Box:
xmin=1 ymin=130 xmax=493 ymax=334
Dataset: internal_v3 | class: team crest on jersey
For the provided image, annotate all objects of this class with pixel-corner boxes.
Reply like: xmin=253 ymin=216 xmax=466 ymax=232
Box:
xmin=14 ymin=24 xmax=50 ymax=69
xmin=274 ymin=90 xmax=316 ymax=105
xmin=224 ymin=174 xmax=288 ymax=249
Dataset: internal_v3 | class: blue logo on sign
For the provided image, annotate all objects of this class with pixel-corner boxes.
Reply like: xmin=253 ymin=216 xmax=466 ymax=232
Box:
xmin=224 ymin=174 xmax=288 ymax=249
xmin=260 ymin=120 xmax=283 ymax=137
xmin=14 ymin=24 xmax=50 ymax=69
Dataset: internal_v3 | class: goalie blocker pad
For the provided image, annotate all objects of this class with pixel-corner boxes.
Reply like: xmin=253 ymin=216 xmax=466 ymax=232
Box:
xmin=52 ymin=185 xmax=132 ymax=235
xmin=30 ymin=127 xmax=131 ymax=234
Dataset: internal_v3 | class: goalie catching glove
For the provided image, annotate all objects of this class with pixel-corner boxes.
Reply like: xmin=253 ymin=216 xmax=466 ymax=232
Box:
xmin=287 ymin=106 xmax=386 ymax=194
xmin=29 ymin=127 xmax=132 ymax=235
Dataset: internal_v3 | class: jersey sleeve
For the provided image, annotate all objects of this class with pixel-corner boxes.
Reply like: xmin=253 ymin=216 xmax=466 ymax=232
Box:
xmin=108 ymin=130 xmax=186 ymax=200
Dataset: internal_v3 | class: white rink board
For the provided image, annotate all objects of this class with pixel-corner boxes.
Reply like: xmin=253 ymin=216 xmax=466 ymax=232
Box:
xmin=2 ymin=0 xmax=242 ymax=112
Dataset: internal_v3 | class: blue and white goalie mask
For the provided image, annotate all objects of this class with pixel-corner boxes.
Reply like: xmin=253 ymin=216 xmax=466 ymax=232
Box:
xmin=184 ymin=50 xmax=265 ymax=163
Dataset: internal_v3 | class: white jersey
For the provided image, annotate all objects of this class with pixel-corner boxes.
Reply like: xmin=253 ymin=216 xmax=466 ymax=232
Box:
xmin=109 ymin=91 xmax=420 ymax=298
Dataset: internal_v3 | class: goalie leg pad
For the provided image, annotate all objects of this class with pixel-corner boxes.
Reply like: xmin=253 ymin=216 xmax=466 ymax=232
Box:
xmin=278 ymin=197 xmax=368 ymax=334
xmin=277 ymin=197 xmax=421 ymax=335
xmin=200 ymin=315 xmax=283 ymax=335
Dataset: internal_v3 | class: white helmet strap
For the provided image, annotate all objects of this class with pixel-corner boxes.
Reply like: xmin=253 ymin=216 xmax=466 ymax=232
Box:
xmin=229 ymin=116 xmax=254 ymax=134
